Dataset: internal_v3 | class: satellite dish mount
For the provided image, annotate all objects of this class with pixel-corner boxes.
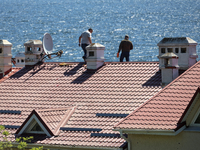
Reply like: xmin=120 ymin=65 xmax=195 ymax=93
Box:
xmin=42 ymin=33 xmax=63 ymax=60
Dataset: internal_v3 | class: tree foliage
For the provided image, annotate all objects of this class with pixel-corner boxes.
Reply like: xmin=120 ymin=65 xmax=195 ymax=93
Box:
xmin=0 ymin=125 xmax=44 ymax=150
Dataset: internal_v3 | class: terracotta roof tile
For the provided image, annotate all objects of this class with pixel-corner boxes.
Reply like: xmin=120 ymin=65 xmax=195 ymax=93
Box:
xmin=115 ymin=61 xmax=200 ymax=131
xmin=0 ymin=62 xmax=162 ymax=148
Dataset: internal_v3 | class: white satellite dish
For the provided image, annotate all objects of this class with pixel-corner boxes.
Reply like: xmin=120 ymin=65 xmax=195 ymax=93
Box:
xmin=43 ymin=33 xmax=53 ymax=55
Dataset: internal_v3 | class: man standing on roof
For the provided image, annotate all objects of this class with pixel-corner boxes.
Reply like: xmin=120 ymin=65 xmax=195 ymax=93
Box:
xmin=117 ymin=35 xmax=133 ymax=62
xmin=79 ymin=28 xmax=93 ymax=63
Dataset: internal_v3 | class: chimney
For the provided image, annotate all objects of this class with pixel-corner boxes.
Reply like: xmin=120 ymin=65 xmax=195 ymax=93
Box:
xmin=15 ymin=52 xmax=25 ymax=68
xmin=86 ymin=43 xmax=105 ymax=70
xmin=24 ymin=40 xmax=44 ymax=66
xmin=157 ymin=37 xmax=198 ymax=70
xmin=0 ymin=40 xmax=12 ymax=78
xmin=160 ymin=52 xmax=179 ymax=86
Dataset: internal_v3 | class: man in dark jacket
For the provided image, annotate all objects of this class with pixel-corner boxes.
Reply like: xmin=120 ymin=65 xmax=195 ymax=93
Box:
xmin=117 ymin=35 xmax=133 ymax=62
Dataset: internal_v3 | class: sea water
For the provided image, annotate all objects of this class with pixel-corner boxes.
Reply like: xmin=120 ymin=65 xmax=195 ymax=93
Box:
xmin=0 ymin=0 xmax=200 ymax=63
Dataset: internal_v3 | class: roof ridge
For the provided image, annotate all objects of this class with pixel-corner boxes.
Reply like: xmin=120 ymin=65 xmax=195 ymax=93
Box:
xmin=37 ymin=107 xmax=73 ymax=112
xmin=104 ymin=61 xmax=159 ymax=64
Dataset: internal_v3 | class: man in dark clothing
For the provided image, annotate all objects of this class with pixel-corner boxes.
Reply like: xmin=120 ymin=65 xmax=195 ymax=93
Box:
xmin=117 ymin=35 xmax=133 ymax=62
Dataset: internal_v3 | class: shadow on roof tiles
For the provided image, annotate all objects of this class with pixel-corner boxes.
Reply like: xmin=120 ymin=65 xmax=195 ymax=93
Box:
xmin=9 ymin=67 xmax=33 ymax=79
xmin=142 ymin=71 xmax=161 ymax=87
xmin=64 ymin=62 xmax=84 ymax=76
xmin=71 ymin=70 xmax=96 ymax=84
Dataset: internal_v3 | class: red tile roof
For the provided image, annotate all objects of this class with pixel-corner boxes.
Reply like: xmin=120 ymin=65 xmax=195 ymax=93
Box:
xmin=0 ymin=61 xmax=162 ymax=148
xmin=114 ymin=61 xmax=200 ymax=131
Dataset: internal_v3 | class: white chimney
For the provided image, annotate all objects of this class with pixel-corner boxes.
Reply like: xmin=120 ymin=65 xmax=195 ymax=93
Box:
xmin=15 ymin=52 xmax=25 ymax=68
xmin=0 ymin=40 xmax=12 ymax=78
xmin=160 ymin=52 xmax=179 ymax=86
xmin=86 ymin=43 xmax=105 ymax=70
xmin=157 ymin=37 xmax=198 ymax=70
xmin=24 ymin=40 xmax=44 ymax=66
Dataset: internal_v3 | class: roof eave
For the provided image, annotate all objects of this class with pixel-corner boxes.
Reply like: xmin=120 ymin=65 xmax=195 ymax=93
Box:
xmin=114 ymin=125 xmax=186 ymax=136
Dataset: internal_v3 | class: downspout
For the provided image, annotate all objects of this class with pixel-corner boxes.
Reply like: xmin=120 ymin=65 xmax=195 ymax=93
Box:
xmin=119 ymin=130 xmax=131 ymax=150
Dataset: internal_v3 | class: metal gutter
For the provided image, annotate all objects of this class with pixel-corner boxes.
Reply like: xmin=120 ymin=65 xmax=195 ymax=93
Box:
xmin=114 ymin=125 xmax=186 ymax=136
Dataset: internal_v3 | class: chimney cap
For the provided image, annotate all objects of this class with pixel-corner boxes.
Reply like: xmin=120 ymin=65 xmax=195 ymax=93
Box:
xmin=160 ymin=52 xmax=179 ymax=59
xmin=24 ymin=40 xmax=42 ymax=46
xmin=86 ymin=43 xmax=105 ymax=50
xmin=0 ymin=40 xmax=12 ymax=46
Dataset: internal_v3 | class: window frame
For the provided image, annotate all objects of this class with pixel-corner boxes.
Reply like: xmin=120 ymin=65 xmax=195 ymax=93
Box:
xmin=191 ymin=107 xmax=200 ymax=126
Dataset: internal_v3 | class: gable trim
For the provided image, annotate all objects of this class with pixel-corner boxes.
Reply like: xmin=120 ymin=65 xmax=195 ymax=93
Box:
xmin=16 ymin=110 xmax=54 ymax=136
xmin=179 ymin=87 xmax=200 ymax=125
xmin=191 ymin=107 xmax=200 ymax=125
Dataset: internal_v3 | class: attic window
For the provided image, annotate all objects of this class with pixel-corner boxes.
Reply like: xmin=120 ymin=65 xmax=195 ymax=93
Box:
xmin=161 ymin=48 xmax=165 ymax=53
xmin=31 ymin=123 xmax=43 ymax=131
xmin=181 ymin=48 xmax=186 ymax=53
xmin=0 ymin=48 xmax=2 ymax=53
xmin=24 ymin=119 xmax=45 ymax=134
xmin=167 ymin=48 xmax=173 ymax=53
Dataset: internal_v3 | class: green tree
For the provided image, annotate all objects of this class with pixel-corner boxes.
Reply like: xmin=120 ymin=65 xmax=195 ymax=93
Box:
xmin=0 ymin=125 xmax=45 ymax=150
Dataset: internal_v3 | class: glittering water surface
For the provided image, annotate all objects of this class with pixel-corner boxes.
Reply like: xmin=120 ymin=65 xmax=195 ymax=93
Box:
xmin=1 ymin=0 xmax=200 ymax=63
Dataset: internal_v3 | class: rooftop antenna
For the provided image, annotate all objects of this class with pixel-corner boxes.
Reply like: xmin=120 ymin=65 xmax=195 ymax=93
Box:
xmin=42 ymin=33 xmax=63 ymax=60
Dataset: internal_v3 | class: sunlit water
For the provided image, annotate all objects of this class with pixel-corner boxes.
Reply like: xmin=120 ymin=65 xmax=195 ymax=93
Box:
xmin=1 ymin=0 xmax=200 ymax=63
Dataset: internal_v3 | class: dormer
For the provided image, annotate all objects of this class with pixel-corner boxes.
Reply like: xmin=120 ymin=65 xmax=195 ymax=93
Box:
xmin=157 ymin=37 xmax=198 ymax=70
xmin=86 ymin=43 xmax=105 ymax=70
xmin=24 ymin=40 xmax=44 ymax=66
xmin=16 ymin=107 xmax=75 ymax=137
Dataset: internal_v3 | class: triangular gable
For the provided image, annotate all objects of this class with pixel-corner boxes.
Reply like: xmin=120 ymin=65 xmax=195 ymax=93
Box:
xmin=180 ymin=87 xmax=200 ymax=127
xmin=16 ymin=107 xmax=75 ymax=136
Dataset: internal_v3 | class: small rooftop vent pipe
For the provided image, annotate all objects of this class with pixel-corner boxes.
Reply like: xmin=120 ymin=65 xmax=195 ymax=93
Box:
xmin=86 ymin=43 xmax=105 ymax=70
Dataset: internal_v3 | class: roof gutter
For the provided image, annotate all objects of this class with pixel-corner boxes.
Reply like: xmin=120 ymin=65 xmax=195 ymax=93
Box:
xmin=114 ymin=125 xmax=186 ymax=136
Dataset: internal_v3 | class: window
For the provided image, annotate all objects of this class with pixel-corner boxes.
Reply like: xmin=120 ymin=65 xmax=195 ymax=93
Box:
xmin=37 ymin=47 xmax=41 ymax=51
xmin=175 ymin=48 xmax=179 ymax=53
xmin=181 ymin=48 xmax=186 ymax=53
xmin=25 ymin=119 xmax=45 ymax=134
xmin=191 ymin=108 xmax=200 ymax=126
xmin=0 ymin=48 xmax=2 ymax=53
xmin=161 ymin=48 xmax=165 ymax=53
xmin=89 ymin=51 xmax=94 ymax=56
xmin=21 ymin=59 xmax=24 ymax=62
xmin=17 ymin=59 xmax=20 ymax=63
xmin=167 ymin=48 xmax=173 ymax=53
xmin=31 ymin=123 xmax=43 ymax=131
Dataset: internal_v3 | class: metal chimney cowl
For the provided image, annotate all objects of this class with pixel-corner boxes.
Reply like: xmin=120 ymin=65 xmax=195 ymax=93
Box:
xmin=86 ymin=43 xmax=105 ymax=70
